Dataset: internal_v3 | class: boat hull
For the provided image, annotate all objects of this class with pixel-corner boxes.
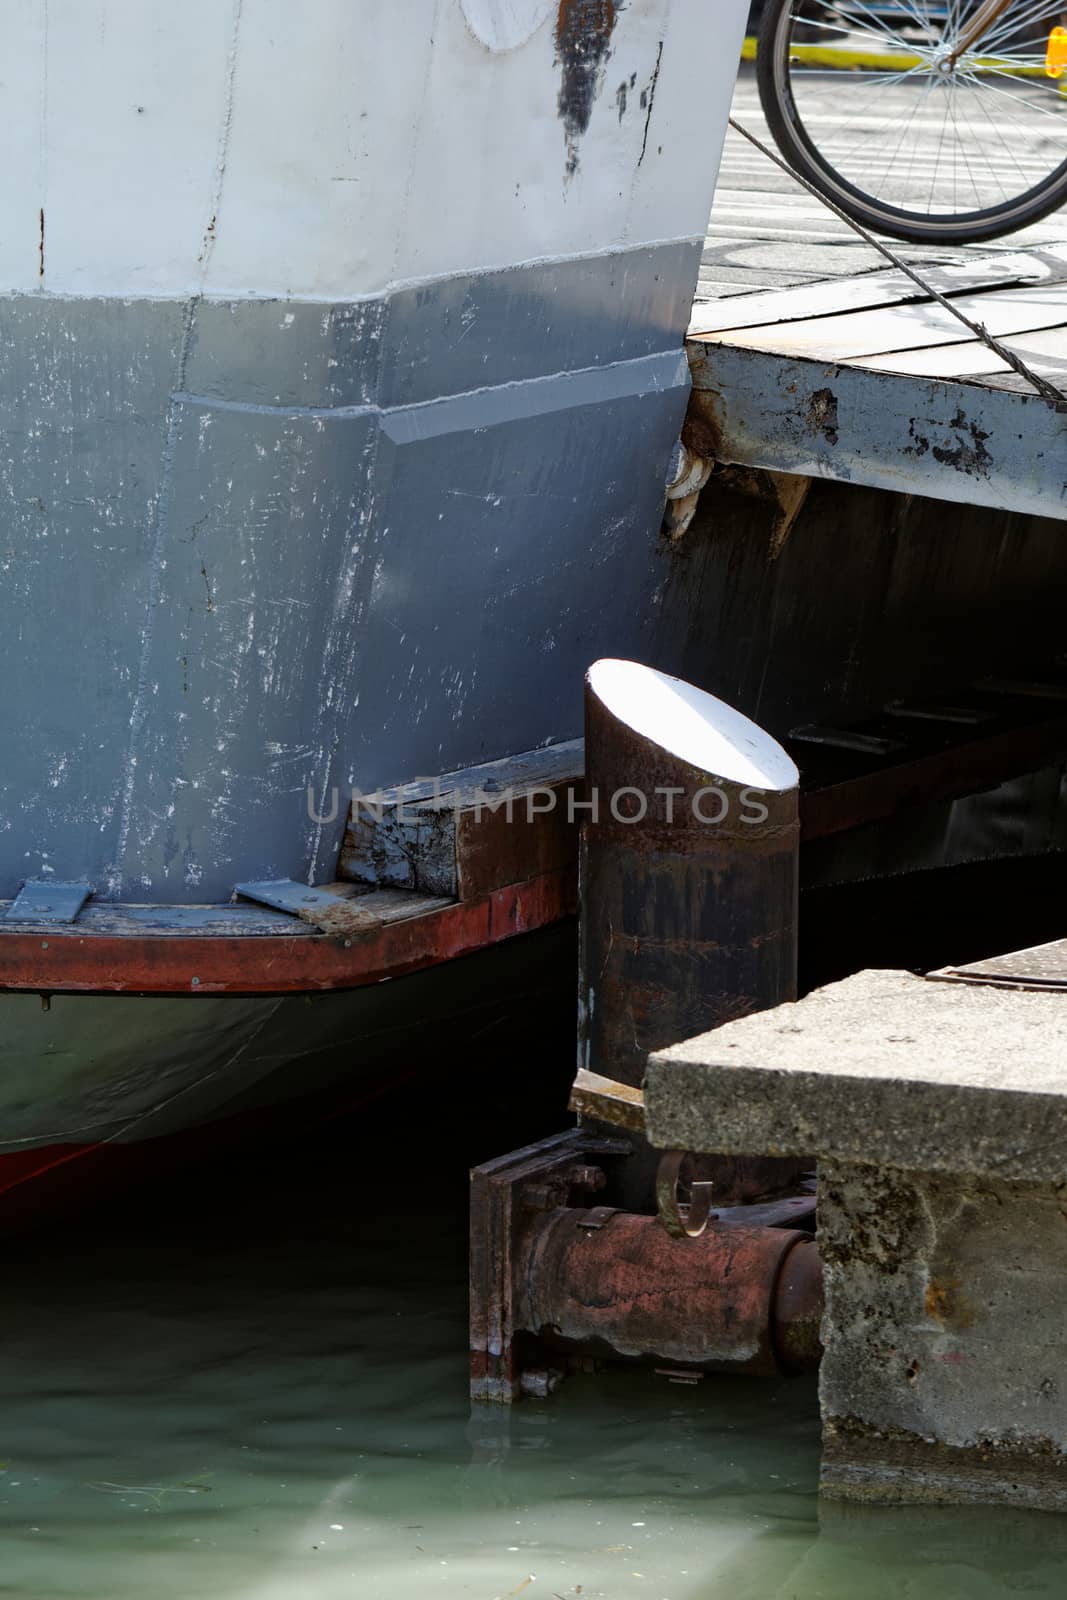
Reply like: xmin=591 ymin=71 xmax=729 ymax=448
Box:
xmin=0 ymin=925 xmax=576 ymax=1225
xmin=0 ymin=0 xmax=749 ymax=1215
xmin=0 ymin=0 xmax=747 ymax=903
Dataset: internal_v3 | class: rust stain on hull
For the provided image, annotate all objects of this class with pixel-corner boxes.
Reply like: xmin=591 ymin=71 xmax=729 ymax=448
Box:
xmin=555 ymin=0 xmax=620 ymax=176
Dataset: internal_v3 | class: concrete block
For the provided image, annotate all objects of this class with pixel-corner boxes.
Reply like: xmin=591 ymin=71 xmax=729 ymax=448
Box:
xmin=818 ymin=1160 xmax=1067 ymax=1511
xmin=645 ymin=968 xmax=1067 ymax=1510
xmin=646 ymin=968 xmax=1067 ymax=1183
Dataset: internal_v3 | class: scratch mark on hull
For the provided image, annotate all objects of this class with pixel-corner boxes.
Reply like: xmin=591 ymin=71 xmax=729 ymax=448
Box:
xmin=637 ymin=40 xmax=663 ymax=167
xmin=109 ymin=0 xmax=244 ymax=899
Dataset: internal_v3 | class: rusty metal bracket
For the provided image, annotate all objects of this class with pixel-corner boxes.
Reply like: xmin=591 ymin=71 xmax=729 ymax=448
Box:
xmin=469 ymin=1128 xmax=632 ymax=1402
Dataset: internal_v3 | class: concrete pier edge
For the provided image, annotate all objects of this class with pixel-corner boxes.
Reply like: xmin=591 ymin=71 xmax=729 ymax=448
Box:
xmin=645 ymin=968 xmax=1067 ymax=1511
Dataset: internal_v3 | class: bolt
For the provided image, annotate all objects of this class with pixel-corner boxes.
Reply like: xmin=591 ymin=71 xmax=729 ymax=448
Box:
xmin=566 ymin=1164 xmax=607 ymax=1192
xmin=521 ymin=1183 xmax=559 ymax=1212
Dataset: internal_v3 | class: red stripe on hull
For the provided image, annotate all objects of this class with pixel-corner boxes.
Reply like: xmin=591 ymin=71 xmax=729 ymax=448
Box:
xmin=0 ymin=1067 xmax=417 ymax=1232
xmin=0 ymin=869 xmax=575 ymax=996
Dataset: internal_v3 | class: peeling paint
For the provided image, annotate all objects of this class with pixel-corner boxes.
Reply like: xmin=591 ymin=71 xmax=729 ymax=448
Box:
xmin=554 ymin=0 xmax=621 ymax=177
xmin=903 ymin=417 xmax=930 ymax=458
xmin=806 ymin=386 xmax=840 ymax=446
xmin=932 ymin=408 xmax=993 ymax=477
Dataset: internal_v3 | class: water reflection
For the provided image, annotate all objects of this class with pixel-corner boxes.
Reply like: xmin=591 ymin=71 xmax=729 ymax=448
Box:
xmin=0 ymin=1076 xmax=1063 ymax=1598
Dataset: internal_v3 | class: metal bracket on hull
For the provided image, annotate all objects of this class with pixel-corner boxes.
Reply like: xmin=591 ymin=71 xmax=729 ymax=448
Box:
xmin=5 ymin=880 xmax=92 ymax=924
xmin=234 ymin=879 xmax=387 ymax=935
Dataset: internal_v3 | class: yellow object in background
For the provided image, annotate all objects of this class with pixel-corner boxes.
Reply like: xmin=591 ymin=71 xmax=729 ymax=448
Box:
xmin=1047 ymin=25 xmax=1067 ymax=78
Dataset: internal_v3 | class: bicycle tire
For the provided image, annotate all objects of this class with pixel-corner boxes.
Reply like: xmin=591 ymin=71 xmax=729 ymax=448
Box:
xmin=755 ymin=0 xmax=1067 ymax=244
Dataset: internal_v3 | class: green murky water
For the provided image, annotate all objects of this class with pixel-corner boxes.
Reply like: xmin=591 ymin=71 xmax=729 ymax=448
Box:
xmin=3 ymin=1077 xmax=1067 ymax=1600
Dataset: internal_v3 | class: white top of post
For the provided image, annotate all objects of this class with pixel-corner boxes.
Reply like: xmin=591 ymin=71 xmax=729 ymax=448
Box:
xmin=587 ymin=660 xmax=799 ymax=792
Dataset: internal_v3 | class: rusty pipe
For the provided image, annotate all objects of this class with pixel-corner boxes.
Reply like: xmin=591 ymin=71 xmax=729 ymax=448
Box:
xmin=515 ymin=1207 xmax=823 ymax=1378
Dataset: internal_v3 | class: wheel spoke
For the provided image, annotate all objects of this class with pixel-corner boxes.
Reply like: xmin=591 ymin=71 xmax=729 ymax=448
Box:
xmin=959 ymin=63 xmax=1067 ymax=118
xmin=980 ymin=0 xmax=1065 ymax=51
xmin=771 ymin=0 xmax=1067 ymax=229
xmin=825 ymin=0 xmax=922 ymax=50
xmin=961 ymin=75 xmax=1035 ymax=192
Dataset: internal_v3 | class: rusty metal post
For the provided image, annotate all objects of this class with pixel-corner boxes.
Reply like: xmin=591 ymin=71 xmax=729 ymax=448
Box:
xmin=578 ymin=659 xmax=800 ymax=1088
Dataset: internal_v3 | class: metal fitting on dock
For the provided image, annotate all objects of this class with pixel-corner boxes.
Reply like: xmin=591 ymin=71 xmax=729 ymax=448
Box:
xmin=469 ymin=1129 xmax=823 ymax=1402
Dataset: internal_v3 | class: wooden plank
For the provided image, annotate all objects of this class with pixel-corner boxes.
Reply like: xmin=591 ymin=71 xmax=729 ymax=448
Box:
xmin=345 ymin=887 xmax=454 ymax=924
xmin=854 ymin=323 xmax=1067 ymax=381
xmin=348 ymin=739 xmax=584 ymax=810
xmin=235 ymin=878 xmax=384 ymax=933
xmin=453 ymin=779 xmax=580 ymax=903
xmin=0 ymin=887 xmax=475 ymax=938
xmin=339 ymin=738 xmax=584 ymax=900
xmin=46 ymin=903 xmax=315 ymax=937
xmin=688 ymin=248 xmax=1067 ymax=337
xmin=694 ymin=284 xmax=1067 ymax=364
xmin=235 ymin=879 xmax=453 ymax=934
xmin=568 ymin=1067 xmax=646 ymax=1134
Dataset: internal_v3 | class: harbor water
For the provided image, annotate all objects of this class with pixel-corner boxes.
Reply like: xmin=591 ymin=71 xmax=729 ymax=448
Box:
xmin=3 ymin=1083 xmax=1067 ymax=1597
xmin=5 ymin=865 xmax=1067 ymax=1600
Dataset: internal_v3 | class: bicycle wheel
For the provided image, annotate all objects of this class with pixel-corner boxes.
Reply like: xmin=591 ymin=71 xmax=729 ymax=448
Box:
xmin=756 ymin=0 xmax=1067 ymax=243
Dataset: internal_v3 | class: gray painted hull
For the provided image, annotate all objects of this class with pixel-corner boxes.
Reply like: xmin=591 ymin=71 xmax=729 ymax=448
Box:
xmin=3 ymin=244 xmax=696 ymax=903
xmin=0 ymin=245 xmax=699 ymax=1202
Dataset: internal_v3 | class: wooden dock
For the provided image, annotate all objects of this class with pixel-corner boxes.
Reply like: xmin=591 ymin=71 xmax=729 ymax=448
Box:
xmin=687 ymin=248 xmax=1067 ymax=522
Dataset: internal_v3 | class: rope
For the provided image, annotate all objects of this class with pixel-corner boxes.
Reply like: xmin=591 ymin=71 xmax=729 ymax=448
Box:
xmin=727 ymin=116 xmax=1067 ymax=410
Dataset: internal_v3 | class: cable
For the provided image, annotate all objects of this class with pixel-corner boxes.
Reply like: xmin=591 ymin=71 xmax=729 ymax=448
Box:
xmin=728 ymin=115 xmax=1067 ymax=409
